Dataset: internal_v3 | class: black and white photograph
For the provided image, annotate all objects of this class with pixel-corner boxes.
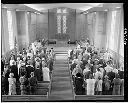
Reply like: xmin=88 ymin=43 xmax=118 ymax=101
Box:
xmin=1 ymin=3 xmax=125 ymax=102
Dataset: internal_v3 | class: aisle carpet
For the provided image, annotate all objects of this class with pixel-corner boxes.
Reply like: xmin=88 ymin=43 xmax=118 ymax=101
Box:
xmin=49 ymin=53 xmax=74 ymax=100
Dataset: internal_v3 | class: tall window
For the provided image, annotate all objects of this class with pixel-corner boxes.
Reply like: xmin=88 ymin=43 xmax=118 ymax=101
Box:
xmin=7 ymin=10 xmax=14 ymax=50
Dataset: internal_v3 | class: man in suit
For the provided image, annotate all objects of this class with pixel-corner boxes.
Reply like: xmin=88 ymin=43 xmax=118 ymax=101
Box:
xmin=26 ymin=60 xmax=35 ymax=78
xmin=10 ymin=61 xmax=18 ymax=81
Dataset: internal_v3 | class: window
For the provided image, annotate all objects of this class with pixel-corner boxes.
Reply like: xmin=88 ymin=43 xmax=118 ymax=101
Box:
xmin=7 ymin=10 xmax=14 ymax=50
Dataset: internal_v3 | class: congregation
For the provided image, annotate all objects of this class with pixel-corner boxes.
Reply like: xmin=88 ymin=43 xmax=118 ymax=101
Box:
xmin=69 ymin=39 xmax=124 ymax=96
xmin=1 ymin=39 xmax=54 ymax=95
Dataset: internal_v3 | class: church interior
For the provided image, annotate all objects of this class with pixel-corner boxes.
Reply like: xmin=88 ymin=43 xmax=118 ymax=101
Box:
xmin=1 ymin=3 xmax=124 ymax=101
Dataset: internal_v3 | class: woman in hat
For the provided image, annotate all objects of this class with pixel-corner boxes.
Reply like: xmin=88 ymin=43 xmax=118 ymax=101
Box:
xmin=8 ymin=73 xmax=16 ymax=95
xmin=112 ymin=73 xmax=122 ymax=95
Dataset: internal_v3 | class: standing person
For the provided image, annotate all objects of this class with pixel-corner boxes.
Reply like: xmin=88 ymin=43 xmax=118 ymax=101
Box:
xmin=102 ymin=75 xmax=111 ymax=95
xmin=34 ymin=65 xmax=43 ymax=81
xmin=29 ymin=72 xmax=38 ymax=95
xmin=8 ymin=73 xmax=16 ymax=95
xmin=72 ymin=64 xmax=82 ymax=77
xmin=42 ymin=64 xmax=50 ymax=81
xmin=95 ymin=76 xmax=103 ymax=95
xmin=2 ymin=72 xmax=6 ymax=95
xmin=120 ymin=74 xmax=124 ymax=95
xmin=85 ymin=74 xmax=95 ymax=95
xmin=10 ymin=61 xmax=18 ymax=81
xmin=74 ymin=73 xmax=84 ymax=95
xmin=112 ymin=73 xmax=122 ymax=95
xmin=19 ymin=72 xmax=28 ymax=95
xmin=26 ymin=60 xmax=35 ymax=78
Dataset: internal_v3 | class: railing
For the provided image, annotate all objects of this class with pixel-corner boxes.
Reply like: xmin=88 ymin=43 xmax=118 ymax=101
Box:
xmin=2 ymin=93 xmax=48 ymax=102
xmin=74 ymin=95 xmax=124 ymax=100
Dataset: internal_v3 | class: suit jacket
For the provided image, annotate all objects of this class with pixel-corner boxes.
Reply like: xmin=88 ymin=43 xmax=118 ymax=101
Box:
xmin=34 ymin=69 xmax=42 ymax=81
xmin=75 ymin=76 xmax=84 ymax=95
xmin=26 ymin=65 xmax=35 ymax=78
xmin=10 ymin=65 xmax=18 ymax=79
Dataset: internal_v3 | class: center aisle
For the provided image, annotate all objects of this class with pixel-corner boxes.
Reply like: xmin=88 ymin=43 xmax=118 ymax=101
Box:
xmin=49 ymin=52 xmax=74 ymax=100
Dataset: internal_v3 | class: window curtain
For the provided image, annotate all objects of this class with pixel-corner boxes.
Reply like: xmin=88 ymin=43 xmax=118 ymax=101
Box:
xmin=119 ymin=8 xmax=124 ymax=58
xmin=106 ymin=9 xmax=123 ymax=55
xmin=1 ymin=8 xmax=10 ymax=56
xmin=11 ymin=10 xmax=18 ymax=50
xmin=1 ymin=9 xmax=18 ymax=56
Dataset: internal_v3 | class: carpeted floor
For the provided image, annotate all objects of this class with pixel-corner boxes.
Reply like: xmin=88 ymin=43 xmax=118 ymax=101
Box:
xmin=49 ymin=53 xmax=74 ymax=100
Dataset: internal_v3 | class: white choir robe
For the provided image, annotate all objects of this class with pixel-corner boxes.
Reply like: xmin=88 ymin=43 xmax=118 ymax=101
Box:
xmin=42 ymin=67 xmax=50 ymax=81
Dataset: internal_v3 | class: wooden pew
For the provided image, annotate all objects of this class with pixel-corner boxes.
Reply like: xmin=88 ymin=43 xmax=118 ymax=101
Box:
xmin=2 ymin=80 xmax=52 ymax=102
xmin=2 ymin=94 xmax=48 ymax=102
xmin=74 ymin=95 xmax=124 ymax=100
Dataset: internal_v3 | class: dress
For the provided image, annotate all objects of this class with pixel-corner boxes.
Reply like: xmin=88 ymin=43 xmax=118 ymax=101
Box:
xmin=8 ymin=78 xmax=16 ymax=95
xmin=42 ymin=67 xmax=50 ymax=81
xmin=112 ymin=78 xmax=122 ymax=95
xmin=86 ymin=79 xmax=95 ymax=95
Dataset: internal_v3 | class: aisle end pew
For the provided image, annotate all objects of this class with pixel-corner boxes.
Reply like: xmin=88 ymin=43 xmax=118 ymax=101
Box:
xmin=74 ymin=95 xmax=124 ymax=100
xmin=2 ymin=94 xmax=48 ymax=102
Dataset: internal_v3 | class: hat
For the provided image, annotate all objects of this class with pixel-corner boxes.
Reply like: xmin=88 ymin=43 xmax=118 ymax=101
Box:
xmin=9 ymin=73 xmax=14 ymax=77
xmin=21 ymin=62 xmax=25 ymax=66
xmin=30 ymin=72 xmax=34 ymax=76
xmin=27 ymin=60 xmax=32 ymax=65
xmin=42 ymin=58 xmax=45 ymax=61
xmin=104 ymin=75 xmax=109 ymax=79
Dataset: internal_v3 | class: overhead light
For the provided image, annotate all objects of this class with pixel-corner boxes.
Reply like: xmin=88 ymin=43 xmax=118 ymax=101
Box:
xmin=116 ymin=7 xmax=121 ymax=8
xmin=104 ymin=9 xmax=108 ymax=11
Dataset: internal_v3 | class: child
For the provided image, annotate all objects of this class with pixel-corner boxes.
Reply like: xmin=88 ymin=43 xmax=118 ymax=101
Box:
xmin=8 ymin=73 xmax=16 ymax=95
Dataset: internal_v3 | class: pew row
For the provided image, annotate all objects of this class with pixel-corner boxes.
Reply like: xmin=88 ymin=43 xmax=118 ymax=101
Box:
xmin=37 ymin=81 xmax=51 ymax=96
xmin=74 ymin=95 xmax=124 ymax=100
xmin=2 ymin=94 xmax=48 ymax=102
